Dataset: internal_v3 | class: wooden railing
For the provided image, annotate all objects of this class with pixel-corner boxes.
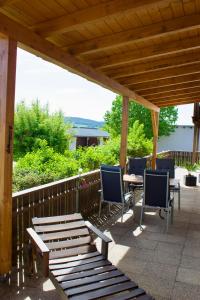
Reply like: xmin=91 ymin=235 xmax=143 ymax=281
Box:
xmin=11 ymin=150 xmax=198 ymax=265
xmin=170 ymin=151 xmax=200 ymax=165
xmin=12 ymin=170 xmax=100 ymax=265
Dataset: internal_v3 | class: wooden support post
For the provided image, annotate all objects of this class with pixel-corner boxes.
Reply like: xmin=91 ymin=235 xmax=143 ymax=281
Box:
xmin=192 ymin=125 xmax=198 ymax=164
xmin=151 ymin=111 xmax=159 ymax=170
xmin=120 ymin=96 xmax=129 ymax=170
xmin=0 ymin=37 xmax=17 ymax=275
xmin=192 ymin=103 xmax=200 ymax=164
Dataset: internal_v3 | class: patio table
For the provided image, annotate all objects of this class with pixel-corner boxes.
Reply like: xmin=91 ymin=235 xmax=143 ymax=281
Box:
xmin=123 ymin=174 xmax=180 ymax=188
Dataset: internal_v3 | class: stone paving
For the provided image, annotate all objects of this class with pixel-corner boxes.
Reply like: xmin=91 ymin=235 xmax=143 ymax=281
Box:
xmin=1 ymin=167 xmax=200 ymax=299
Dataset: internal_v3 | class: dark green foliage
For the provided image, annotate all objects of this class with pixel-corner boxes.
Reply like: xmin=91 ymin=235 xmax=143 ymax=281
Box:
xmin=104 ymin=95 xmax=178 ymax=138
xmin=14 ymin=100 xmax=72 ymax=160
xmin=13 ymin=142 xmax=79 ymax=191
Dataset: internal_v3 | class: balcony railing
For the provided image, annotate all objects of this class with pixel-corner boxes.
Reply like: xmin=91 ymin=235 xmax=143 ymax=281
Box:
xmin=11 ymin=150 xmax=198 ymax=265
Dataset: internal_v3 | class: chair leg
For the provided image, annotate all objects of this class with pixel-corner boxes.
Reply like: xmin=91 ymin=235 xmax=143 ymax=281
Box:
xmin=178 ymin=188 xmax=181 ymax=210
xmin=108 ymin=203 xmax=111 ymax=214
xmin=99 ymin=199 xmax=102 ymax=217
xmin=166 ymin=209 xmax=169 ymax=232
xmin=140 ymin=205 xmax=144 ymax=229
xmin=171 ymin=203 xmax=174 ymax=225
xmin=121 ymin=203 xmax=124 ymax=223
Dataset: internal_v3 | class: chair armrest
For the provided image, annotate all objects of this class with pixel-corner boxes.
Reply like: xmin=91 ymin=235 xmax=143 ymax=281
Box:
xmin=27 ymin=228 xmax=49 ymax=254
xmin=85 ymin=221 xmax=112 ymax=258
xmin=27 ymin=228 xmax=49 ymax=277
xmin=85 ymin=221 xmax=112 ymax=243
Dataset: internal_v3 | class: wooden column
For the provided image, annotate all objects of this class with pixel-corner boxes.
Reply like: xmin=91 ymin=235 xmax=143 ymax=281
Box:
xmin=120 ymin=96 xmax=129 ymax=170
xmin=192 ymin=125 xmax=198 ymax=164
xmin=151 ymin=111 xmax=159 ymax=169
xmin=192 ymin=103 xmax=200 ymax=164
xmin=0 ymin=37 xmax=17 ymax=275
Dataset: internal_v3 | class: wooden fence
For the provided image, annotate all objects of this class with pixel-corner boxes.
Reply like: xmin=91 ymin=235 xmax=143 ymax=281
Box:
xmin=12 ymin=170 xmax=100 ymax=265
xmin=11 ymin=150 xmax=198 ymax=265
xmin=170 ymin=151 xmax=200 ymax=165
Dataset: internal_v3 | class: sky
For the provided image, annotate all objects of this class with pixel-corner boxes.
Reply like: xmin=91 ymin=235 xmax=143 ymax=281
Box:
xmin=15 ymin=48 xmax=193 ymax=124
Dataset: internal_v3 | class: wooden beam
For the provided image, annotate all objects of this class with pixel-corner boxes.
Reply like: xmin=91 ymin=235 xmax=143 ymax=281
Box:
xmin=65 ymin=14 xmax=200 ymax=55
xmin=129 ymin=74 xmax=200 ymax=92
xmin=90 ymin=36 xmax=200 ymax=70
xmin=0 ymin=37 xmax=17 ymax=275
xmin=151 ymin=111 xmax=159 ymax=170
xmin=120 ymin=62 xmax=200 ymax=85
xmin=120 ymin=96 xmax=129 ymax=169
xmin=0 ymin=13 xmax=159 ymax=112
xmin=107 ymin=51 xmax=200 ymax=79
xmin=146 ymin=88 xmax=200 ymax=101
xmin=137 ymin=81 xmax=200 ymax=97
xmin=33 ymin=0 xmax=172 ymax=37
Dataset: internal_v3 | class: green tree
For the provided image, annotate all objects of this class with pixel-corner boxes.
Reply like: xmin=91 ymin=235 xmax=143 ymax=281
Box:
xmin=127 ymin=121 xmax=153 ymax=157
xmin=14 ymin=100 xmax=72 ymax=159
xmin=104 ymin=95 xmax=178 ymax=138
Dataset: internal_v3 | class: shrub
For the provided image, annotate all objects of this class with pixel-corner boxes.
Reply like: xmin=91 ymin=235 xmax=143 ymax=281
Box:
xmin=13 ymin=143 xmax=79 ymax=191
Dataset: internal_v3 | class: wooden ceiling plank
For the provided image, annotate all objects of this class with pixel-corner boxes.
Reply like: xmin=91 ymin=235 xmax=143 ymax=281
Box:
xmin=0 ymin=0 xmax=16 ymax=7
xmin=128 ymin=74 xmax=200 ymax=91
xmin=152 ymin=92 xmax=200 ymax=103
xmin=136 ymin=80 xmax=200 ymax=96
xmin=157 ymin=98 xmax=200 ymax=107
xmin=0 ymin=12 xmax=159 ymax=112
xmin=65 ymin=14 xmax=200 ymax=55
xmin=120 ymin=62 xmax=200 ymax=85
xmin=146 ymin=89 xmax=200 ymax=101
xmin=90 ymin=36 xmax=200 ymax=70
xmin=32 ymin=0 xmax=173 ymax=37
xmin=105 ymin=50 xmax=200 ymax=79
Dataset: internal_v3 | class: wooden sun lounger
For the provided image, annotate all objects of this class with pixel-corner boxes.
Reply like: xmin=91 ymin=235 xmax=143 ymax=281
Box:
xmin=27 ymin=213 xmax=153 ymax=300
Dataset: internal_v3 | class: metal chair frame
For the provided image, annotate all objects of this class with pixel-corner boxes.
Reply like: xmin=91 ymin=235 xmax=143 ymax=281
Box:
xmin=99 ymin=165 xmax=134 ymax=222
xmin=140 ymin=170 xmax=174 ymax=232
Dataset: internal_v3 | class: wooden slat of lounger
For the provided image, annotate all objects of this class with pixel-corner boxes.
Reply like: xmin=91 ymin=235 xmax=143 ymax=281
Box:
xmin=34 ymin=220 xmax=85 ymax=233
xmin=135 ymin=295 xmax=154 ymax=300
xmin=67 ymin=275 xmax=130 ymax=296
xmin=40 ymin=228 xmax=89 ymax=241
xmin=49 ymin=250 xmax=100 ymax=265
xmin=52 ymin=259 xmax=111 ymax=276
xmin=110 ymin=288 xmax=145 ymax=300
xmin=49 ymin=254 xmax=105 ymax=270
xmin=32 ymin=213 xmax=82 ymax=225
xmin=46 ymin=236 xmax=91 ymax=250
xmin=61 ymin=269 xmax=123 ymax=290
xmin=69 ymin=281 xmax=137 ymax=300
xmin=55 ymin=265 xmax=117 ymax=283
xmin=49 ymin=244 xmax=96 ymax=260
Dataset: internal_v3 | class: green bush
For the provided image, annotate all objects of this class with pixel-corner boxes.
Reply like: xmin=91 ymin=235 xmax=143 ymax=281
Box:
xmin=13 ymin=142 xmax=79 ymax=191
xmin=13 ymin=121 xmax=153 ymax=191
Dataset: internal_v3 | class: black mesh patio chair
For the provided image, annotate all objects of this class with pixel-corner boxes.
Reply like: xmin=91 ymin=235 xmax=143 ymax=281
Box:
xmin=140 ymin=170 xmax=174 ymax=232
xmin=156 ymin=158 xmax=180 ymax=210
xmin=128 ymin=157 xmax=147 ymax=191
xmin=100 ymin=165 xmax=134 ymax=222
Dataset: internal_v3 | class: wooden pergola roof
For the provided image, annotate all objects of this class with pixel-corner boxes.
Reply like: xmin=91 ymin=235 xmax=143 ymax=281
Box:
xmin=1 ymin=0 xmax=200 ymax=111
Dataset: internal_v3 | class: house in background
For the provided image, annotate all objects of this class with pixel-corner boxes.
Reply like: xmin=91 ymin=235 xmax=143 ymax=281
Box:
xmin=158 ymin=125 xmax=200 ymax=152
xmin=70 ymin=127 xmax=109 ymax=150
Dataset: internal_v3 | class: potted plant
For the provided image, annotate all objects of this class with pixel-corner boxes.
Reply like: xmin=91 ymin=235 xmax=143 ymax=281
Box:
xmin=184 ymin=163 xmax=197 ymax=186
